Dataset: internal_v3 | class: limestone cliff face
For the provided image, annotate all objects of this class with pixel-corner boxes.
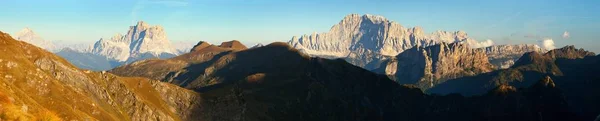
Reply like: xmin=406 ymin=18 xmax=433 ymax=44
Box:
xmin=92 ymin=21 xmax=178 ymax=62
xmin=288 ymin=14 xmax=486 ymax=70
xmin=389 ymin=42 xmax=494 ymax=89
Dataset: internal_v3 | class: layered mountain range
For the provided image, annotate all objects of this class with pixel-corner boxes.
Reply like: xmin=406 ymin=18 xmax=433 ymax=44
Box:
xmin=2 ymin=13 xmax=598 ymax=120
xmin=109 ymin=36 xmax=594 ymax=121
xmin=2 ymin=30 xmax=599 ymax=120
xmin=373 ymin=42 xmax=549 ymax=91
xmin=426 ymin=45 xmax=600 ymax=120
xmin=10 ymin=22 xmax=195 ymax=71
xmin=0 ymin=32 xmax=203 ymax=120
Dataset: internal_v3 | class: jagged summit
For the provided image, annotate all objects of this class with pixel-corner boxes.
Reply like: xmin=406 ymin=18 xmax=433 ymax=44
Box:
xmin=545 ymin=45 xmax=595 ymax=59
xmin=512 ymin=45 xmax=594 ymax=72
xmin=91 ymin=21 xmax=178 ymax=62
xmin=342 ymin=14 xmax=389 ymax=24
xmin=288 ymin=13 xmax=485 ymax=65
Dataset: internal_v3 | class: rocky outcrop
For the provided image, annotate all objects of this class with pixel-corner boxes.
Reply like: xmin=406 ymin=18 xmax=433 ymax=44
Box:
xmin=387 ymin=42 xmax=495 ymax=89
xmin=483 ymin=44 xmax=545 ymax=69
xmin=13 ymin=27 xmax=56 ymax=52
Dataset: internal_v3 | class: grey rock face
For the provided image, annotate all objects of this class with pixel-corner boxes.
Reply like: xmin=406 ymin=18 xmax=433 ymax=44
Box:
xmin=386 ymin=43 xmax=495 ymax=89
xmin=92 ymin=21 xmax=179 ymax=62
xmin=288 ymin=14 xmax=480 ymax=57
xmin=288 ymin=14 xmax=484 ymax=69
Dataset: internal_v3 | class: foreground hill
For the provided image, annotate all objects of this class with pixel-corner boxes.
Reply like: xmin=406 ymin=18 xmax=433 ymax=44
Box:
xmin=111 ymin=40 xmax=585 ymax=120
xmin=0 ymin=31 xmax=209 ymax=120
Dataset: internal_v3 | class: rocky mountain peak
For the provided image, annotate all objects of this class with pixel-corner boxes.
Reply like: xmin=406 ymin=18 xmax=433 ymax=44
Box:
xmin=91 ymin=21 xmax=178 ymax=62
xmin=136 ymin=21 xmax=150 ymax=27
xmin=288 ymin=14 xmax=482 ymax=60
xmin=389 ymin=42 xmax=494 ymax=89
xmin=409 ymin=26 xmax=425 ymax=35
xmin=14 ymin=27 xmax=56 ymax=51
xmin=545 ymin=45 xmax=595 ymax=60
xmin=190 ymin=41 xmax=212 ymax=52
xmin=17 ymin=27 xmax=34 ymax=34
xmin=218 ymin=40 xmax=247 ymax=50
xmin=362 ymin=14 xmax=388 ymax=23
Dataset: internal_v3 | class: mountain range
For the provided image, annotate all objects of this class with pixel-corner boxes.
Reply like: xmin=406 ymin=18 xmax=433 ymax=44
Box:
xmin=287 ymin=14 xmax=542 ymax=71
xmin=3 ymin=30 xmax=593 ymax=120
xmin=52 ymin=21 xmax=194 ymax=70
xmin=2 ymin=13 xmax=599 ymax=121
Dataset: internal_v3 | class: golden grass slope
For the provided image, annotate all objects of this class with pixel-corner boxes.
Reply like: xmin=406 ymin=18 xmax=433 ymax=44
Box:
xmin=0 ymin=31 xmax=201 ymax=121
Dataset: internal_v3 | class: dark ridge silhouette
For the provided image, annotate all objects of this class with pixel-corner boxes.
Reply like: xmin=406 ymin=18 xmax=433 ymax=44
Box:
xmin=429 ymin=45 xmax=600 ymax=121
xmin=218 ymin=40 xmax=247 ymax=50
xmin=111 ymin=39 xmax=586 ymax=121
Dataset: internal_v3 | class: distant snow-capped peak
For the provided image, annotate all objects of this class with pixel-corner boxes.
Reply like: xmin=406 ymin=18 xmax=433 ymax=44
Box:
xmin=91 ymin=21 xmax=179 ymax=61
xmin=14 ymin=27 xmax=57 ymax=51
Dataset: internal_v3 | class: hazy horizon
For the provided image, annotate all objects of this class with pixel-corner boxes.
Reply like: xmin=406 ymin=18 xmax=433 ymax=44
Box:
xmin=1 ymin=0 xmax=599 ymax=53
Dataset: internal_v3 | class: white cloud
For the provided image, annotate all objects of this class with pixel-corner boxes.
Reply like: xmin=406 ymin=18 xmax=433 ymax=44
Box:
xmin=539 ymin=39 xmax=556 ymax=50
xmin=467 ymin=39 xmax=495 ymax=48
xmin=562 ymin=31 xmax=570 ymax=39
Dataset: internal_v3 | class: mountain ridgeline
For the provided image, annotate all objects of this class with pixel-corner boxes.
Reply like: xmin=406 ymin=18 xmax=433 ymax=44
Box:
xmin=2 ymin=14 xmax=599 ymax=121
xmin=109 ymin=36 xmax=592 ymax=120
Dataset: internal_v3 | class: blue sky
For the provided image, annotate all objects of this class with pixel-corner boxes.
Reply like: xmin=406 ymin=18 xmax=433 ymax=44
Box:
xmin=1 ymin=0 xmax=599 ymax=52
